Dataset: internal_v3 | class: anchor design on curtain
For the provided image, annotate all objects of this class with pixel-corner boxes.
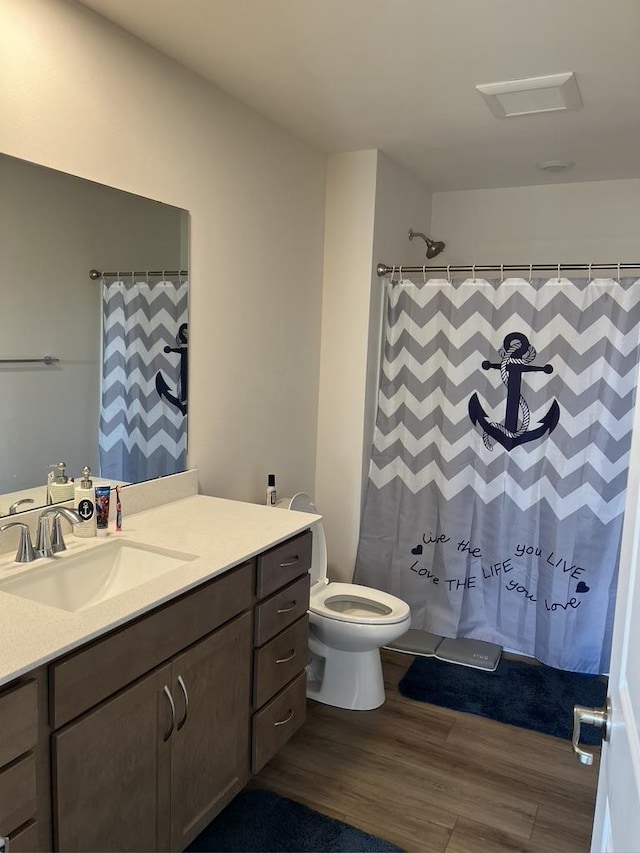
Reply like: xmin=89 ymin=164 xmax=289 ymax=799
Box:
xmin=468 ymin=331 xmax=560 ymax=450
xmin=155 ymin=322 xmax=188 ymax=415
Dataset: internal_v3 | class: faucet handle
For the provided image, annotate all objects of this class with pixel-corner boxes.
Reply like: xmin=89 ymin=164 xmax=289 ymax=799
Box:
xmin=35 ymin=516 xmax=54 ymax=558
xmin=0 ymin=522 xmax=37 ymax=563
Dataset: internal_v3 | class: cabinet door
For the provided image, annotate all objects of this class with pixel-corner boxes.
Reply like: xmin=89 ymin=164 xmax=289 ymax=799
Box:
xmin=170 ymin=611 xmax=252 ymax=852
xmin=52 ymin=664 xmax=173 ymax=853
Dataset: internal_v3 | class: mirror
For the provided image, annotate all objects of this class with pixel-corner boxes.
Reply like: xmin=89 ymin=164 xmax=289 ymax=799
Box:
xmin=0 ymin=153 xmax=189 ymax=516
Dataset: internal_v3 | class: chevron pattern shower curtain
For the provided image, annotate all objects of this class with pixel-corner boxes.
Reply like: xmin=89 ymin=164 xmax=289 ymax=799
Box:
xmin=354 ymin=275 xmax=640 ymax=673
xmin=99 ymin=278 xmax=188 ymax=483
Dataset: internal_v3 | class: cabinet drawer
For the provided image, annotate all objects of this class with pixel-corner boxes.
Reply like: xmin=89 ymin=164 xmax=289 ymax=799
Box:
xmin=0 ymin=754 xmax=36 ymax=837
xmin=256 ymin=531 xmax=312 ymax=599
xmin=2 ymin=819 xmax=39 ymax=852
xmin=252 ymin=671 xmax=306 ymax=774
xmin=0 ymin=680 xmax=37 ymax=768
xmin=253 ymin=616 xmax=308 ymax=709
xmin=51 ymin=561 xmax=253 ymax=729
xmin=254 ymin=574 xmax=310 ymax=646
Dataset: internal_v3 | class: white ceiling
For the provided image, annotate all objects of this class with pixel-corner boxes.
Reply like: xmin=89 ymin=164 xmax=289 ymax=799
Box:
xmin=79 ymin=0 xmax=640 ymax=191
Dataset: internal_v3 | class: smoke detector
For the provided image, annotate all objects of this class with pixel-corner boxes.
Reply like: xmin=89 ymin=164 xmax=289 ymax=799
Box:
xmin=476 ymin=72 xmax=582 ymax=118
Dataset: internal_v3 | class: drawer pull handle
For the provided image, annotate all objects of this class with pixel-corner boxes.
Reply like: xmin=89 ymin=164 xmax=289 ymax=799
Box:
xmin=277 ymin=600 xmax=297 ymax=614
xmin=176 ymin=675 xmax=189 ymax=730
xmin=276 ymin=649 xmax=296 ymax=664
xmin=163 ymin=685 xmax=176 ymax=741
xmin=274 ymin=708 xmax=294 ymax=727
xmin=280 ymin=555 xmax=300 ymax=567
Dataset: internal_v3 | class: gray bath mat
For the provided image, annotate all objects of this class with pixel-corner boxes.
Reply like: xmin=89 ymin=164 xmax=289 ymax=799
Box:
xmin=435 ymin=637 xmax=502 ymax=671
xmin=384 ymin=629 xmax=443 ymax=656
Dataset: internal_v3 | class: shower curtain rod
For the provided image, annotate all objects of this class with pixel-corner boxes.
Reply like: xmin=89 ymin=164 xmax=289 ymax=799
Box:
xmin=89 ymin=268 xmax=188 ymax=280
xmin=376 ymin=262 xmax=640 ymax=277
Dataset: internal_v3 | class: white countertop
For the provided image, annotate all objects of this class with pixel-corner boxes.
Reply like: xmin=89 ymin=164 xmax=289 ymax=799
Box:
xmin=0 ymin=494 xmax=319 ymax=687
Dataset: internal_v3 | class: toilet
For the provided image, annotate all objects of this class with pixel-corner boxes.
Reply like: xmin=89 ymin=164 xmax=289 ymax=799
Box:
xmin=278 ymin=493 xmax=411 ymax=711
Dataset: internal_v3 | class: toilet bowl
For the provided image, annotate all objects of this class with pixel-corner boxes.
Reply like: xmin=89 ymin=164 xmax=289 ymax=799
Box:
xmin=278 ymin=493 xmax=411 ymax=710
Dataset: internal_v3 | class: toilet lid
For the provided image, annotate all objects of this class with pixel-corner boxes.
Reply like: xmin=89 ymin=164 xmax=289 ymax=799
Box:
xmin=309 ymin=582 xmax=410 ymax=625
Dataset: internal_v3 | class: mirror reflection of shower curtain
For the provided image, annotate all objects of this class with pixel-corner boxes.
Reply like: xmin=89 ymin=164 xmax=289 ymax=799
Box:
xmin=354 ymin=274 xmax=640 ymax=674
xmin=99 ymin=278 xmax=188 ymax=483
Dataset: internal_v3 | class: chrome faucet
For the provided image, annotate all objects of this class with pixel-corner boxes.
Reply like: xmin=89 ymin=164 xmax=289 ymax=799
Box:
xmin=0 ymin=522 xmax=37 ymax=563
xmin=36 ymin=507 xmax=82 ymax=557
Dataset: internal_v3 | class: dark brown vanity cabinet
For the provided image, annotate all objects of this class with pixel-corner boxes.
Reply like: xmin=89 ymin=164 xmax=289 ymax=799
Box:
xmin=251 ymin=531 xmax=311 ymax=773
xmin=0 ymin=680 xmax=40 ymax=852
xmin=51 ymin=563 xmax=253 ymax=853
xmin=0 ymin=527 xmax=313 ymax=853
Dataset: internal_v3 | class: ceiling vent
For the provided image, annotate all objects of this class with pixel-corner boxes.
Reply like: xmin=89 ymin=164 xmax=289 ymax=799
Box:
xmin=476 ymin=72 xmax=582 ymax=118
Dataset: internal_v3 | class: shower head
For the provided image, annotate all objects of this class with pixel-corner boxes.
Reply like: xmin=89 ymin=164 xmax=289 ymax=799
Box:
xmin=408 ymin=229 xmax=446 ymax=259
xmin=425 ymin=239 xmax=446 ymax=259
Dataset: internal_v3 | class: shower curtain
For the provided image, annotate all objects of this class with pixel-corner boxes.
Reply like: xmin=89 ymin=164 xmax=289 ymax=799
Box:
xmin=354 ymin=274 xmax=640 ymax=674
xmin=99 ymin=277 xmax=188 ymax=483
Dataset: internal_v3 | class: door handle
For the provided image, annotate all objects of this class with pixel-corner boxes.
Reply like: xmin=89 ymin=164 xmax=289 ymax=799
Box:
xmin=572 ymin=697 xmax=611 ymax=765
xmin=176 ymin=675 xmax=189 ymax=731
xmin=163 ymin=685 xmax=176 ymax=742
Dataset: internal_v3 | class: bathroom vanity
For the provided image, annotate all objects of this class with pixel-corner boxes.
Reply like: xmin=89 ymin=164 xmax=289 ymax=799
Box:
xmin=0 ymin=494 xmax=315 ymax=852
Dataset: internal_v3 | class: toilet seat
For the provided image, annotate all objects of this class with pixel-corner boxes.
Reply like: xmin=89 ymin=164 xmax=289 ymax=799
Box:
xmin=310 ymin=582 xmax=410 ymax=625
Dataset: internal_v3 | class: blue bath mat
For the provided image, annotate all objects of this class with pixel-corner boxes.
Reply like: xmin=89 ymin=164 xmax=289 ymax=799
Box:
xmin=399 ymin=655 xmax=607 ymax=744
xmin=186 ymin=789 xmax=402 ymax=852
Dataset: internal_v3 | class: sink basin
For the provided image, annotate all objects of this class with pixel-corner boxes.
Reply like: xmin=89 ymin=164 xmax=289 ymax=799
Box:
xmin=0 ymin=541 xmax=198 ymax=612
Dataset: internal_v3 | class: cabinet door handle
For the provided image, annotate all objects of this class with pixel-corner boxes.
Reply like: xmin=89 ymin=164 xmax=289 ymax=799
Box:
xmin=176 ymin=675 xmax=189 ymax=731
xmin=163 ymin=685 xmax=176 ymax=741
xmin=280 ymin=555 xmax=300 ymax=567
xmin=274 ymin=708 xmax=294 ymax=727
xmin=276 ymin=648 xmax=296 ymax=664
xmin=277 ymin=600 xmax=297 ymax=614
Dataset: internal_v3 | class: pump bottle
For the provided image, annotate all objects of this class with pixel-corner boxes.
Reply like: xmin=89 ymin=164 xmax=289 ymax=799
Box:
xmin=48 ymin=462 xmax=75 ymax=503
xmin=266 ymin=474 xmax=277 ymax=506
xmin=74 ymin=467 xmax=96 ymax=537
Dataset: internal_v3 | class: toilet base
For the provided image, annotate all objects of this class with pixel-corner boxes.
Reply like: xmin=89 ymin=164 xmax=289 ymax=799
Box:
xmin=306 ymin=646 xmax=386 ymax=711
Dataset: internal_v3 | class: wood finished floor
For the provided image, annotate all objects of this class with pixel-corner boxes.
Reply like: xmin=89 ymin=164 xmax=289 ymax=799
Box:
xmin=252 ymin=650 xmax=600 ymax=853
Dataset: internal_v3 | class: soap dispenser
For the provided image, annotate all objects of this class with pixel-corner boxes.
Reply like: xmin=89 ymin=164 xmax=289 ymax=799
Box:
xmin=74 ymin=466 xmax=96 ymax=538
xmin=48 ymin=462 xmax=75 ymax=503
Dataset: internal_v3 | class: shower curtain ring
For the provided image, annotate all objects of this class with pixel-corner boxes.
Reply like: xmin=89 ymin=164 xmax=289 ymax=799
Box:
xmin=500 ymin=263 xmax=504 ymax=283
xmin=145 ymin=270 xmax=150 ymax=285
xmin=617 ymin=262 xmax=621 ymax=282
xmin=447 ymin=265 xmax=451 ymax=284
xmin=557 ymin=262 xmax=561 ymax=282
xmin=422 ymin=265 xmax=427 ymax=284
xmin=529 ymin=263 xmax=533 ymax=283
xmin=472 ymin=264 xmax=476 ymax=282
xmin=390 ymin=265 xmax=396 ymax=283
xmin=398 ymin=265 xmax=403 ymax=283
xmin=588 ymin=263 xmax=592 ymax=283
